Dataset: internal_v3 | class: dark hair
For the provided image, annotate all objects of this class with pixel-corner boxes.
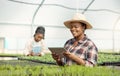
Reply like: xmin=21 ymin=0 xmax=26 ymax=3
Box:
xmin=34 ymin=26 xmax=45 ymax=39
xmin=80 ymin=22 xmax=86 ymax=29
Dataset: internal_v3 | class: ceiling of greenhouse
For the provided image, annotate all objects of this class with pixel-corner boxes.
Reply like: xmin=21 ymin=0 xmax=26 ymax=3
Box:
xmin=0 ymin=0 xmax=120 ymax=30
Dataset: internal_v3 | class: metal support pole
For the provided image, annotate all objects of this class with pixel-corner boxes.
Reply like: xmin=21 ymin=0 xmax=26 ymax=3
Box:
xmin=31 ymin=0 xmax=45 ymax=37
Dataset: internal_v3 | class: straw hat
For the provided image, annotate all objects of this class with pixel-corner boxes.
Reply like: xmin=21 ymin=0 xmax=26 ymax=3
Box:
xmin=64 ymin=13 xmax=92 ymax=29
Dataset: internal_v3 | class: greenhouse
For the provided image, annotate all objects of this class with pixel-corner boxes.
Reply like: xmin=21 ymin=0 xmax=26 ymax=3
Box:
xmin=0 ymin=0 xmax=120 ymax=76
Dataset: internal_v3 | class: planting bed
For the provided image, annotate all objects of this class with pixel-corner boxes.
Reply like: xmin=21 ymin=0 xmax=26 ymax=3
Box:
xmin=98 ymin=52 xmax=120 ymax=66
xmin=0 ymin=52 xmax=120 ymax=66
xmin=0 ymin=52 xmax=120 ymax=76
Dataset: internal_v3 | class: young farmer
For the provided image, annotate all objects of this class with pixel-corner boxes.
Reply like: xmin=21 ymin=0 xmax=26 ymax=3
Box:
xmin=24 ymin=26 xmax=50 ymax=56
xmin=52 ymin=13 xmax=98 ymax=67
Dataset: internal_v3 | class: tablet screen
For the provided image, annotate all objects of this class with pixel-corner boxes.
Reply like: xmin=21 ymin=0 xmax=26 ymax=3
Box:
xmin=49 ymin=48 xmax=66 ymax=58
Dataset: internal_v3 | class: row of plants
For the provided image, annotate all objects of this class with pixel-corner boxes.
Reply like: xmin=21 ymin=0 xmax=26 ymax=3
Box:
xmin=1 ymin=52 xmax=120 ymax=65
xmin=98 ymin=52 xmax=120 ymax=63
xmin=0 ymin=52 xmax=120 ymax=76
xmin=18 ymin=53 xmax=120 ymax=64
xmin=0 ymin=64 xmax=120 ymax=76
xmin=0 ymin=52 xmax=120 ymax=65
xmin=18 ymin=54 xmax=56 ymax=63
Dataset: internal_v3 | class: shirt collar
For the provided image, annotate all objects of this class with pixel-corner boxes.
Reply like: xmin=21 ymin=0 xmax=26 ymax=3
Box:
xmin=72 ymin=34 xmax=88 ymax=44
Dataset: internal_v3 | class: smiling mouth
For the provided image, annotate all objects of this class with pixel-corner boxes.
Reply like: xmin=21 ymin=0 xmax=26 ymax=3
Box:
xmin=72 ymin=31 xmax=77 ymax=34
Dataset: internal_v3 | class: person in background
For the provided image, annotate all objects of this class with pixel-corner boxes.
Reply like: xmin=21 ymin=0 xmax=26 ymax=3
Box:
xmin=24 ymin=26 xmax=51 ymax=56
xmin=52 ymin=13 xmax=98 ymax=67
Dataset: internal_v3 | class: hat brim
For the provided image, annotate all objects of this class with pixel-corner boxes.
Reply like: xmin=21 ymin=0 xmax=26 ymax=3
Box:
xmin=64 ymin=20 xmax=92 ymax=29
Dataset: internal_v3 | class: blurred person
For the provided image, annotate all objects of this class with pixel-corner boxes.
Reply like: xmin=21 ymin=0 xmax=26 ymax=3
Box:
xmin=24 ymin=26 xmax=51 ymax=56
xmin=52 ymin=13 xmax=98 ymax=67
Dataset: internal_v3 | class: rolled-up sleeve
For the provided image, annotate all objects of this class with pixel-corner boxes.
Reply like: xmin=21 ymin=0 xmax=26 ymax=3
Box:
xmin=85 ymin=44 xmax=98 ymax=66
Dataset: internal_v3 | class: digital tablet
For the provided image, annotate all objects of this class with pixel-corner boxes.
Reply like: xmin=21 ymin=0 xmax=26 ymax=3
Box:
xmin=49 ymin=47 xmax=66 ymax=58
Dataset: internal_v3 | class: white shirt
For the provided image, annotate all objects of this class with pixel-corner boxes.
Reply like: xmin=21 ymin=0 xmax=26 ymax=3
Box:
xmin=24 ymin=38 xmax=51 ymax=56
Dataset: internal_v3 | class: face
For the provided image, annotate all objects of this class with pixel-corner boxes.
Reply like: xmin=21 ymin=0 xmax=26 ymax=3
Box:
xmin=70 ymin=22 xmax=85 ymax=38
xmin=34 ymin=33 xmax=44 ymax=42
